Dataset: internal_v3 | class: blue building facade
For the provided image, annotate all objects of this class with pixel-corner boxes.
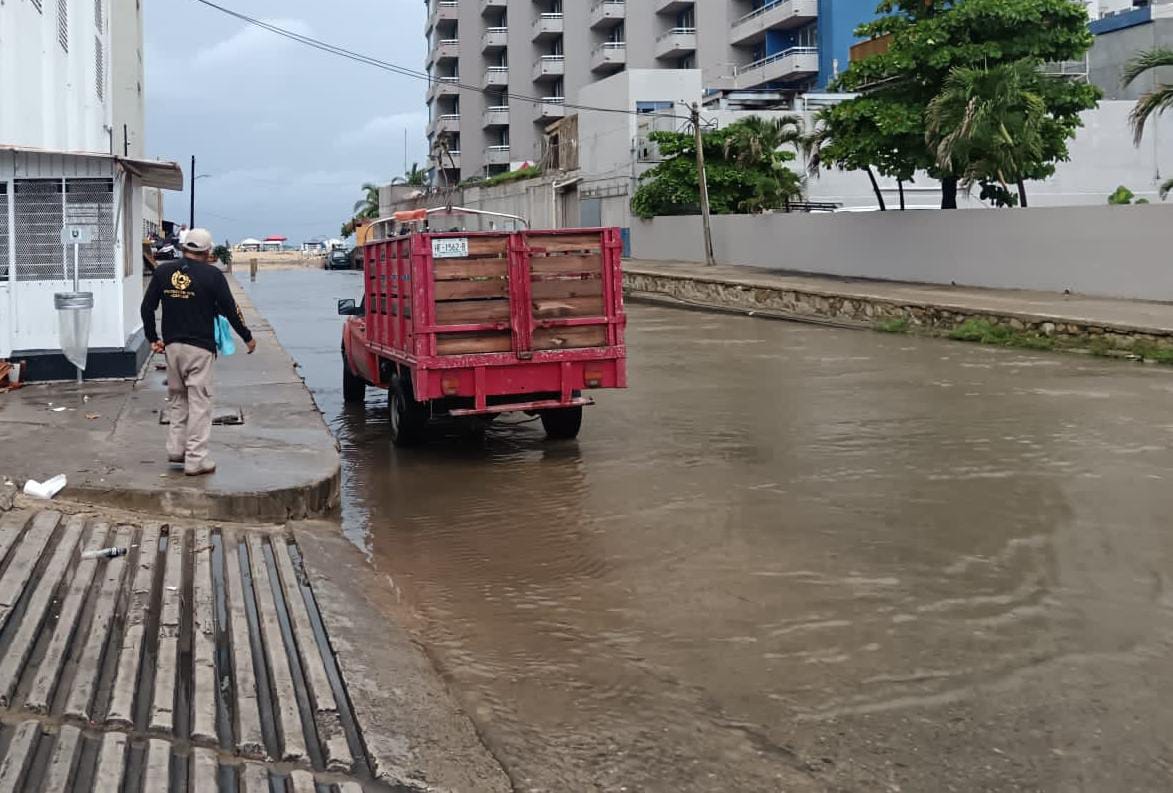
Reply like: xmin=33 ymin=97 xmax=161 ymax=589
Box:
xmin=742 ymin=0 xmax=878 ymax=91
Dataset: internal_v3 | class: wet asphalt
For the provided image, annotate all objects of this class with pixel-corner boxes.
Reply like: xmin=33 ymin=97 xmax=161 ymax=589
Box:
xmin=244 ymin=268 xmax=1173 ymax=793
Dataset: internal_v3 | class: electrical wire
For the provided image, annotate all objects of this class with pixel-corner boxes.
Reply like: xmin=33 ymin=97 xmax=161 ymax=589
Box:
xmin=188 ymin=0 xmax=694 ymax=121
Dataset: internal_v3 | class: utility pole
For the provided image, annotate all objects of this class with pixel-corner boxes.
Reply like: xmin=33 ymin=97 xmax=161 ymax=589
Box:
xmin=189 ymin=155 xmax=196 ymax=228
xmin=691 ymin=103 xmax=716 ymax=267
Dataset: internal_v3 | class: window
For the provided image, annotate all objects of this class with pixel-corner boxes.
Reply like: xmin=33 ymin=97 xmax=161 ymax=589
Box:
xmin=12 ymin=179 xmax=114 ymax=283
xmin=0 ymin=184 xmax=8 ymax=282
xmin=636 ymin=101 xmax=674 ymax=114
xmin=57 ymin=0 xmax=68 ymax=51
xmin=94 ymin=0 xmax=104 ymax=31
xmin=95 ymin=37 xmax=104 ymax=99
xmin=678 ymin=54 xmax=696 ymax=69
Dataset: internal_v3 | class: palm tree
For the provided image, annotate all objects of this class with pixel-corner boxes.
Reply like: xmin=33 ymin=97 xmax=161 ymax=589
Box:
xmin=352 ymin=183 xmax=380 ymax=220
xmin=1123 ymin=47 xmax=1173 ymax=147
xmin=721 ymin=115 xmax=805 ymax=167
xmin=391 ymin=163 xmax=426 ymax=187
xmin=926 ymin=60 xmax=1046 ymax=207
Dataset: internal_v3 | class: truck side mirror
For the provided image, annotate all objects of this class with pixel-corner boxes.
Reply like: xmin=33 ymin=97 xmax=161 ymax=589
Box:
xmin=337 ymin=298 xmax=362 ymax=316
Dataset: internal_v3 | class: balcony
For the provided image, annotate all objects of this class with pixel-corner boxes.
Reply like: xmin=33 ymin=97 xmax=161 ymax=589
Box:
xmin=532 ymin=54 xmax=565 ymax=82
xmin=482 ymin=27 xmax=508 ymax=52
xmin=734 ymin=46 xmax=819 ymax=87
xmin=654 ymin=0 xmax=693 ymax=14
xmin=654 ymin=27 xmax=696 ymax=60
xmin=436 ymin=150 xmax=462 ymax=172
xmin=427 ymin=39 xmax=460 ymax=66
xmin=482 ymin=106 xmax=510 ymax=128
xmin=427 ymin=76 xmax=460 ymax=103
xmin=480 ymin=0 xmax=507 ymax=14
xmin=537 ymin=98 xmax=565 ymax=121
xmin=485 ymin=145 xmax=511 ymax=166
xmin=591 ymin=42 xmax=626 ymax=74
xmin=426 ymin=0 xmax=459 ymax=33
xmin=730 ymin=0 xmax=819 ymax=46
xmin=430 ymin=113 xmax=461 ymax=136
xmin=484 ymin=66 xmax=509 ymax=88
xmin=589 ymin=0 xmax=625 ymax=29
xmin=532 ymin=12 xmax=564 ymax=41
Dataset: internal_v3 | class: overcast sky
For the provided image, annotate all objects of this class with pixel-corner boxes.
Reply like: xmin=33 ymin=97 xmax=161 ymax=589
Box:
xmin=144 ymin=0 xmax=429 ymax=243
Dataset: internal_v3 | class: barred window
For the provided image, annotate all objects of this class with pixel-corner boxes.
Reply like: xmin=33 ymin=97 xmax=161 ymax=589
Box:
xmin=14 ymin=181 xmax=65 ymax=282
xmin=95 ymin=37 xmax=104 ymax=100
xmin=58 ymin=0 xmax=68 ymax=52
xmin=13 ymin=179 xmax=115 ymax=283
xmin=94 ymin=0 xmax=103 ymax=31
xmin=30 ymin=0 xmax=43 ymax=13
xmin=0 ymin=184 xmax=8 ymax=282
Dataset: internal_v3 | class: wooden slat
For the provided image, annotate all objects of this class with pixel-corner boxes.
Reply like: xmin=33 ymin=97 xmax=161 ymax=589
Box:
xmin=527 ymin=233 xmax=602 ymax=253
xmin=434 ymin=298 xmax=511 ymax=325
xmin=530 ymin=277 xmax=603 ymax=300
xmin=532 ymin=297 xmax=604 ymax=319
xmin=466 ymin=236 xmax=510 ymax=256
xmin=434 ymin=259 xmax=508 ymax=280
xmin=533 ymin=325 xmax=608 ymax=350
xmin=530 ymin=254 xmax=603 ymax=276
xmin=436 ymin=333 xmax=513 ymax=356
xmin=434 ymin=279 xmax=507 ymax=300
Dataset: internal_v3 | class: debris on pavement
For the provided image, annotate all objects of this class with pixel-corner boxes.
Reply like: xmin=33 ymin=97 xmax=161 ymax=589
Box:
xmin=22 ymin=475 xmax=67 ymax=500
xmin=0 ymin=481 xmax=15 ymax=512
xmin=80 ymin=547 xmax=128 ymax=560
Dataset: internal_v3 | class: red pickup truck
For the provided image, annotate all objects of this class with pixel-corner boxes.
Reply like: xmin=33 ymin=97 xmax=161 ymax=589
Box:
xmin=339 ymin=208 xmax=628 ymax=446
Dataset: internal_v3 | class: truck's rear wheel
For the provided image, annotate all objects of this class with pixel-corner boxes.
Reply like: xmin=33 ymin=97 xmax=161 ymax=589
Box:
xmin=540 ymin=406 xmax=583 ymax=440
xmin=342 ymin=359 xmax=366 ymax=404
xmin=389 ymin=378 xmax=428 ymax=447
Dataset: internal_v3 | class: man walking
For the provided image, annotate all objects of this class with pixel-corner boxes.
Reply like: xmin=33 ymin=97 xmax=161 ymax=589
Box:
xmin=141 ymin=228 xmax=256 ymax=476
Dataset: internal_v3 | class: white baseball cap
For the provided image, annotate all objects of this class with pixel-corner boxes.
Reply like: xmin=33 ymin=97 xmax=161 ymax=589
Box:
xmin=182 ymin=228 xmax=214 ymax=253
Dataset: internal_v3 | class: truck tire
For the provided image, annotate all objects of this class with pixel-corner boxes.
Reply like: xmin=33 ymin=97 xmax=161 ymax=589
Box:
xmin=540 ymin=406 xmax=583 ymax=440
xmin=389 ymin=377 xmax=428 ymax=447
xmin=342 ymin=358 xmax=366 ymax=404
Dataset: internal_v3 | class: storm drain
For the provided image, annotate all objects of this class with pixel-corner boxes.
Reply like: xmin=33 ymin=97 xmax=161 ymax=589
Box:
xmin=0 ymin=509 xmax=377 ymax=792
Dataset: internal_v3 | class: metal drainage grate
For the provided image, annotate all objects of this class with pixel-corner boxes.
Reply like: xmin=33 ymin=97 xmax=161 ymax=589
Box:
xmin=0 ymin=510 xmax=378 ymax=792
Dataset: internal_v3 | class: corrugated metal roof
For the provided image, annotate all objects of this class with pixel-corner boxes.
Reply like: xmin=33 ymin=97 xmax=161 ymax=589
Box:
xmin=0 ymin=146 xmax=183 ymax=190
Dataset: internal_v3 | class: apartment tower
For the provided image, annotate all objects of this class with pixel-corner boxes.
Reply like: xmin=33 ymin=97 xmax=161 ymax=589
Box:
xmin=424 ymin=0 xmax=877 ymax=184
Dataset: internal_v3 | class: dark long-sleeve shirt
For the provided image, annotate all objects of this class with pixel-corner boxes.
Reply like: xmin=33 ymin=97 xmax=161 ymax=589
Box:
xmin=141 ymin=256 xmax=253 ymax=354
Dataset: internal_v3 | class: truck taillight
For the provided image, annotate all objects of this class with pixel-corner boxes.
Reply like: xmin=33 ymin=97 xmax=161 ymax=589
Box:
xmin=585 ymin=368 xmax=603 ymax=388
xmin=442 ymin=377 xmax=460 ymax=396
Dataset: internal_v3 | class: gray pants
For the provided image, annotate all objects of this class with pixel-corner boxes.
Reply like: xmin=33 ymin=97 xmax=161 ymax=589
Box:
xmin=166 ymin=343 xmax=215 ymax=467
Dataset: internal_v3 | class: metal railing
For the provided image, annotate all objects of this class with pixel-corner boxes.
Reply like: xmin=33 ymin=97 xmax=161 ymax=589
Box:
xmin=734 ymin=0 xmax=809 ymax=26
xmin=735 ymin=46 xmax=818 ymax=76
xmin=656 ymin=27 xmax=696 ymax=41
xmin=593 ymin=42 xmax=627 ymax=53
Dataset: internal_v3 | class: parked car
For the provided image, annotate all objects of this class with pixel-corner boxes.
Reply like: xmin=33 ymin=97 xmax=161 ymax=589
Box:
xmin=339 ymin=207 xmax=628 ymax=446
xmin=326 ymin=248 xmax=352 ymax=270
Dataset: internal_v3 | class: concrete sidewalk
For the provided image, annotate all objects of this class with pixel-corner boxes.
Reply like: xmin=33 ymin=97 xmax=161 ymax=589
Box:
xmin=625 ymin=259 xmax=1173 ymax=354
xmin=0 ymin=276 xmax=339 ymax=522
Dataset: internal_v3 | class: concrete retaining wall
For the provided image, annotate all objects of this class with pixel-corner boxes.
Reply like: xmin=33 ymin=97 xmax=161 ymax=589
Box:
xmin=630 ymin=205 xmax=1173 ymax=302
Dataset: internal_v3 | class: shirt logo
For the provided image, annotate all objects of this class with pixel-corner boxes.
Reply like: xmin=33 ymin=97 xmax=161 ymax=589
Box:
xmin=171 ymin=270 xmax=192 ymax=292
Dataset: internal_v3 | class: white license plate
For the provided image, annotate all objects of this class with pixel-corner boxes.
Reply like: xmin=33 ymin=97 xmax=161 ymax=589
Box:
xmin=432 ymin=238 xmax=469 ymax=259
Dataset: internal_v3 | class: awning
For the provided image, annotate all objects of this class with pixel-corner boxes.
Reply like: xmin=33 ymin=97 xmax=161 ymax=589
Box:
xmin=0 ymin=146 xmax=184 ymax=191
xmin=117 ymin=157 xmax=184 ymax=191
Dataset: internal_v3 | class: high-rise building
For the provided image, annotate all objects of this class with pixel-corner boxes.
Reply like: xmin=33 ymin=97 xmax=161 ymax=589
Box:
xmin=424 ymin=0 xmax=877 ymax=184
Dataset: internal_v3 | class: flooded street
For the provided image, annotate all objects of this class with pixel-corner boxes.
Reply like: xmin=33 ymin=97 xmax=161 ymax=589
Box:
xmin=246 ymin=269 xmax=1173 ymax=792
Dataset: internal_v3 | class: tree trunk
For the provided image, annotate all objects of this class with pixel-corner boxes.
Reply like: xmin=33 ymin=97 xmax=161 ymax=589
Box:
xmin=898 ymin=179 xmax=906 ymax=210
xmin=866 ymin=167 xmax=887 ymax=211
xmin=1017 ymin=179 xmax=1028 ymax=208
xmin=940 ymin=176 xmax=959 ymax=209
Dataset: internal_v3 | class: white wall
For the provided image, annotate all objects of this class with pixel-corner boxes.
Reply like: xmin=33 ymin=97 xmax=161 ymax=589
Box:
xmin=0 ymin=0 xmax=113 ymax=152
xmin=110 ymin=0 xmax=145 ymax=158
xmin=630 ymin=205 xmax=1173 ymax=302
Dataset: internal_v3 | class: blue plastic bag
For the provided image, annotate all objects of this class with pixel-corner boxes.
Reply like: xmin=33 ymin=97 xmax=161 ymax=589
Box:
xmin=214 ymin=315 xmax=236 ymax=356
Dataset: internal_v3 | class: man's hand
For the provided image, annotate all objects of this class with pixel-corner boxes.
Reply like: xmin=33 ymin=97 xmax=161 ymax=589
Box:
xmin=151 ymin=340 xmax=165 ymax=354
xmin=246 ymin=339 xmax=257 ymax=355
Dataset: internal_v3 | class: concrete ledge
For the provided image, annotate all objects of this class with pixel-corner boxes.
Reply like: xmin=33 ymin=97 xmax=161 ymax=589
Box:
xmin=0 ymin=275 xmax=340 ymax=523
xmin=625 ymin=261 xmax=1173 ymax=359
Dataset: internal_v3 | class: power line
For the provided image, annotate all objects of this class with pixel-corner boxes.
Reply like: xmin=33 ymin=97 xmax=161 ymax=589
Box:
xmin=189 ymin=0 xmax=691 ymax=121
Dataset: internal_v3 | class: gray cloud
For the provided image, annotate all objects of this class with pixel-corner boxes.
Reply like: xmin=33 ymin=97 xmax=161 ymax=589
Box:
xmin=145 ymin=0 xmax=428 ymax=243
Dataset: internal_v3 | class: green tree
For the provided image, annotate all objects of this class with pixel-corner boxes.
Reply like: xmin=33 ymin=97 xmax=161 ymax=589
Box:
xmin=392 ymin=163 xmax=426 ymax=186
xmin=926 ymin=60 xmax=1047 ymax=207
xmin=352 ymin=182 xmax=381 ymax=220
xmin=631 ymin=117 xmax=804 ymax=219
xmin=832 ymin=0 xmax=1100 ymax=208
xmin=1123 ymin=48 xmax=1173 ymax=146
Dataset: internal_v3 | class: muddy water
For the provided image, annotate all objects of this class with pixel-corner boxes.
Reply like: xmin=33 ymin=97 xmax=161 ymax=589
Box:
xmin=246 ymin=270 xmax=1173 ymax=792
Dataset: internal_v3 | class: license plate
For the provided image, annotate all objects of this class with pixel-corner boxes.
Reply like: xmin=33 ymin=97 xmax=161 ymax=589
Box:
xmin=432 ymin=238 xmax=469 ymax=259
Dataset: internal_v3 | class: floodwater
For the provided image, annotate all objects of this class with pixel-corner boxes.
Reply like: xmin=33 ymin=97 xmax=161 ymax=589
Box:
xmin=245 ymin=269 xmax=1173 ymax=792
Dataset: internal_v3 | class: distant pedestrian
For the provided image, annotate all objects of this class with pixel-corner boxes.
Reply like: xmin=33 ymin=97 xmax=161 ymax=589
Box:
xmin=140 ymin=228 xmax=256 ymax=476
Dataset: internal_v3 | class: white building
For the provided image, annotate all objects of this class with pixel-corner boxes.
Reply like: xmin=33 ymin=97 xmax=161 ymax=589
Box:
xmin=0 ymin=0 xmax=180 ymax=380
